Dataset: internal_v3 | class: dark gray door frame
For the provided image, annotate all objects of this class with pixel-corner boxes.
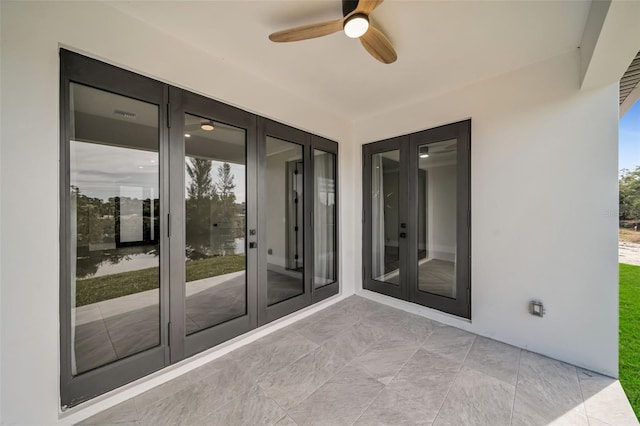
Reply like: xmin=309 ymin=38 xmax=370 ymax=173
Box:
xmin=59 ymin=49 xmax=169 ymax=408
xmin=362 ymin=120 xmax=471 ymax=319
xmin=168 ymin=87 xmax=258 ymax=361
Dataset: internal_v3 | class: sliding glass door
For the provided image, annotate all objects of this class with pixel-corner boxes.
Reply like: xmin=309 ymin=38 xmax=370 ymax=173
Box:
xmin=60 ymin=50 xmax=339 ymax=408
xmin=363 ymin=120 xmax=471 ymax=318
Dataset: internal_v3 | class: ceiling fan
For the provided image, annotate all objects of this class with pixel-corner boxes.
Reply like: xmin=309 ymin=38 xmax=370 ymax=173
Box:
xmin=268 ymin=0 xmax=397 ymax=64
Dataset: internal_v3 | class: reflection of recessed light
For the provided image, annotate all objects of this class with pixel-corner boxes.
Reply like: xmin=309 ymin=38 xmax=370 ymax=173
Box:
xmin=200 ymin=121 xmax=214 ymax=131
xmin=184 ymin=133 xmax=191 ymax=138
xmin=150 ymin=159 xmax=156 ymax=163
xmin=420 ymin=154 xmax=429 ymax=158
xmin=138 ymin=166 xmax=143 ymax=169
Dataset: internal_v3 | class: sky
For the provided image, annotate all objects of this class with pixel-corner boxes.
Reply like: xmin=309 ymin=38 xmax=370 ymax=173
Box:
xmin=619 ymin=100 xmax=640 ymax=172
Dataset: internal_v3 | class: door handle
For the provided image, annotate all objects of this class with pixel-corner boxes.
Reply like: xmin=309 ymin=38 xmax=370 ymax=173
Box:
xmin=249 ymin=242 xmax=257 ymax=249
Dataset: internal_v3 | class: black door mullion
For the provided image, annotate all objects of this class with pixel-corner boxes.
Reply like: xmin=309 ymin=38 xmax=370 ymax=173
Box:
xmin=404 ymin=137 xmax=418 ymax=302
xmin=168 ymin=87 xmax=186 ymax=362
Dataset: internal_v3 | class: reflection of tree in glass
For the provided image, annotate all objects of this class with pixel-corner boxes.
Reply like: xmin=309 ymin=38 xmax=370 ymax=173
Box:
xmin=185 ymin=159 xmax=244 ymax=261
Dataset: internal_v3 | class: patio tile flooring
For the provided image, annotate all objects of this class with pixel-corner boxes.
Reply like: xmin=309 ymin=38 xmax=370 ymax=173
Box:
xmin=78 ymin=296 xmax=638 ymax=426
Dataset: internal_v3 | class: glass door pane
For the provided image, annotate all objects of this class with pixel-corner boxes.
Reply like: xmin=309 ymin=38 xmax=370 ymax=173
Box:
xmin=417 ymin=140 xmax=458 ymax=298
xmin=69 ymin=83 xmax=160 ymax=374
xmin=313 ymin=150 xmax=336 ymax=289
xmin=265 ymin=136 xmax=305 ymax=305
xmin=371 ymin=150 xmax=401 ymax=285
xmin=184 ymin=113 xmax=247 ymax=334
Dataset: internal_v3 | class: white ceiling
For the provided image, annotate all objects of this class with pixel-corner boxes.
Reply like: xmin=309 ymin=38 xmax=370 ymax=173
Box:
xmin=108 ymin=0 xmax=591 ymax=121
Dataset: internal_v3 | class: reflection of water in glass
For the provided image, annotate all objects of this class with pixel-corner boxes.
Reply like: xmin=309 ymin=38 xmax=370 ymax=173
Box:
xmin=84 ymin=237 xmax=245 ymax=278
xmin=90 ymin=252 xmax=159 ymax=277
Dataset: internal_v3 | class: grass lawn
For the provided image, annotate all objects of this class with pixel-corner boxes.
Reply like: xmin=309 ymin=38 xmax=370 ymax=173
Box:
xmin=620 ymin=263 xmax=640 ymax=418
xmin=76 ymin=255 xmax=245 ymax=306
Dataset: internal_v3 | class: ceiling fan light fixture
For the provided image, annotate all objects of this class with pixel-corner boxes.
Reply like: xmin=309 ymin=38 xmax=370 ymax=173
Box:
xmin=200 ymin=121 xmax=215 ymax=131
xmin=344 ymin=13 xmax=369 ymax=38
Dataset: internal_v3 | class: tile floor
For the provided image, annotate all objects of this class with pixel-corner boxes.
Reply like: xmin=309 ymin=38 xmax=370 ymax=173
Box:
xmin=78 ymin=296 xmax=638 ymax=426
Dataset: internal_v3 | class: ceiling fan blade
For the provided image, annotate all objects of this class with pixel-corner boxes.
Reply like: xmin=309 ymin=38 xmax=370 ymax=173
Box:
xmin=269 ymin=19 xmax=344 ymax=43
xmin=360 ymin=26 xmax=397 ymax=64
xmin=355 ymin=0 xmax=384 ymax=15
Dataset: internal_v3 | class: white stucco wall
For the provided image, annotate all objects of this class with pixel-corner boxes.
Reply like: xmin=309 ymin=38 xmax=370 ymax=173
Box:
xmin=353 ymin=50 xmax=619 ymax=380
xmin=0 ymin=1 xmax=619 ymax=425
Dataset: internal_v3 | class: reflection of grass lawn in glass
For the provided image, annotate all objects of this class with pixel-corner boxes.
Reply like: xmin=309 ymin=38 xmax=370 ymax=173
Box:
xmin=620 ymin=263 xmax=640 ymax=419
xmin=76 ymin=255 xmax=245 ymax=307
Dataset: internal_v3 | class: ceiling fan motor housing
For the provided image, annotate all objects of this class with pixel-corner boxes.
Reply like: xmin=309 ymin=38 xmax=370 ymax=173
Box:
xmin=343 ymin=0 xmax=359 ymax=17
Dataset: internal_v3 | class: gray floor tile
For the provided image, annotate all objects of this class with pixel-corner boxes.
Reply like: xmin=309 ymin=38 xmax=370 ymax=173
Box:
xmin=136 ymin=386 xmax=210 ymax=426
xmin=354 ymin=388 xmax=434 ymax=425
xmin=275 ymin=415 xmax=298 ymax=425
xmin=512 ymin=351 xmax=588 ymax=426
xmin=77 ymin=399 xmax=138 ymax=425
xmin=287 ymin=366 xmax=384 ymax=426
xmin=577 ymin=368 xmax=639 ymax=426
xmin=423 ymin=326 xmax=476 ymax=364
xmin=259 ymin=346 xmax=345 ymax=410
xmin=433 ymin=366 xmax=515 ymax=426
xmin=332 ymin=296 xmax=387 ymax=322
xmin=76 ymin=297 xmax=636 ymax=426
xmin=136 ymin=360 xmax=253 ymax=425
xmin=352 ymin=337 xmax=421 ymax=384
xmin=463 ymin=336 xmax=521 ymax=385
xmin=233 ymin=330 xmax=319 ymax=380
xmin=320 ymin=322 xmax=378 ymax=364
xmin=134 ymin=356 xmax=236 ymax=408
xmin=295 ymin=308 xmax=362 ymax=345
xmin=587 ymin=417 xmax=616 ymax=426
xmin=384 ymin=348 xmax=461 ymax=423
xmin=204 ymin=385 xmax=286 ymax=426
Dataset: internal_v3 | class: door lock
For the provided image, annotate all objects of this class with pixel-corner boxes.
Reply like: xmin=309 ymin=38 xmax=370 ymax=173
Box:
xmin=249 ymin=242 xmax=257 ymax=249
xmin=399 ymin=232 xmax=407 ymax=238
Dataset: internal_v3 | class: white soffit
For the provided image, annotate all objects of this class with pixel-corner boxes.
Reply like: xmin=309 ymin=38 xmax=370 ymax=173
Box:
xmin=108 ymin=0 xmax=591 ymax=121
xmin=620 ymin=51 xmax=640 ymax=118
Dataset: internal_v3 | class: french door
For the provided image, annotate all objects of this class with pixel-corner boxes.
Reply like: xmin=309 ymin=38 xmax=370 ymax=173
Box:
xmin=363 ymin=120 xmax=471 ymax=318
xmin=60 ymin=50 xmax=338 ymax=407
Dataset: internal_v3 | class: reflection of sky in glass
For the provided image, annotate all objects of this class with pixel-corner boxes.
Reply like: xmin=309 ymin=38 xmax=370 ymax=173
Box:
xmin=70 ymin=141 xmax=159 ymax=200
xmin=184 ymin=159 xmax=246 ymax=204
